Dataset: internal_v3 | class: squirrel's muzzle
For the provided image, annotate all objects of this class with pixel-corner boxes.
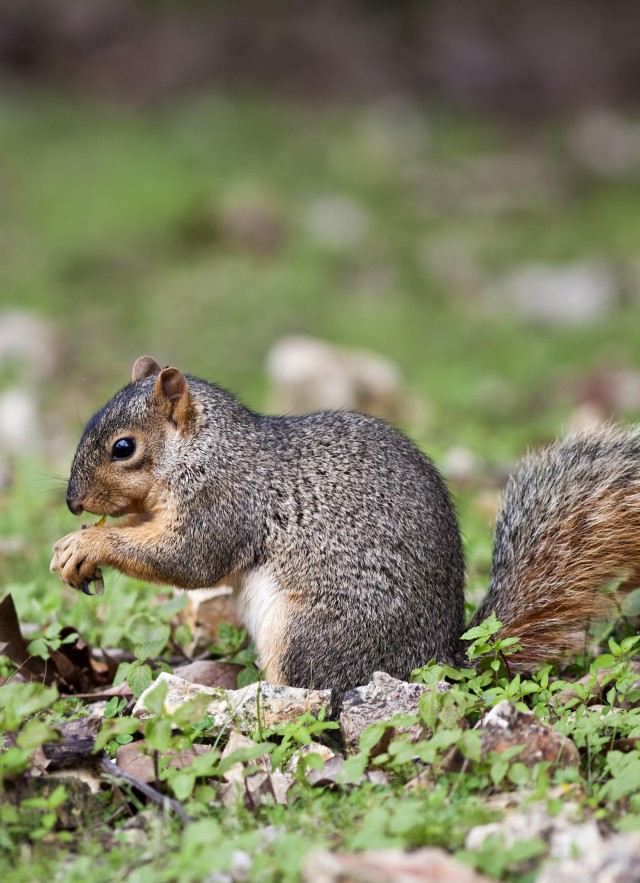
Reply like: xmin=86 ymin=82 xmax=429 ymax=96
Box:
xmin=67 ymin=496 xmax=84 ymax=516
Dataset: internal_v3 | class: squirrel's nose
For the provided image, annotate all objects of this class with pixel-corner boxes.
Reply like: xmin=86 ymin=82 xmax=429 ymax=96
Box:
xmin=67 ymin=496 xmax=84 ymax=516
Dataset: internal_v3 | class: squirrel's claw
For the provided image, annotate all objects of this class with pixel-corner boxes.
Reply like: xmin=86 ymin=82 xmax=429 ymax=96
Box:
xmin=50 ymin=532 xmax=105 ymax=596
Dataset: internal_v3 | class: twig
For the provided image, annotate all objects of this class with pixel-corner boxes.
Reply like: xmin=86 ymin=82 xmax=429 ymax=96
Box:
xmin=100 ymin=756 xmax=191 ymax=826
xmin=60 ymin=690 xmax=133 ymax=702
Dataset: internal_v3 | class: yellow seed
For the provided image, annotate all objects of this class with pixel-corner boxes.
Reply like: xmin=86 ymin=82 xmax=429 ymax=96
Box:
xmin=95 ymin=516 xmax=107 ymax=527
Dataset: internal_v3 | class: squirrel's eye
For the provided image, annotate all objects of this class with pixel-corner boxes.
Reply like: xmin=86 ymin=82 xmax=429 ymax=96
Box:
xmin=112 ymin=437 xmax=136 ymax=460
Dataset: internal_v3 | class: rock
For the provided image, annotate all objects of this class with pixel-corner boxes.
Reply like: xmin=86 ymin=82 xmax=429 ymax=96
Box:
xmin=466 ymin=794 xmax=600 ymax=859
xmin=302 ymin=847 xmax=494 ymax=883
xmin=569 ymin=111 xmax=640 ymax=177
xmin=537 ymin=832 xmax=640 ymax=883
xmin=441 ymin=446 xmax=482 ymax=484
xmin=496 ymin=262 xmax=619 ymax=325
xmin=115 ymin=740 xmax=212 ymax=784
xmin=567 ymin=403 xmax=609 ymax=433
xmin=441 ymin=701 xmax=580 ymax=773
xmin=173 ymin=660 xmax=242 ymax=691
xmin=303 ymin=194 xmax=371 ymax=251
xmin=0 ymin=310 xmax=59 ymax=381
xmin=286 ymin=742 xmax=338 ymax=774
xmin=304 ymin=756 xmax=347 ymax=789
xmin=339 ymin=671 xmax=446 ymax=750
xmin=286 ymin=745 xmax=365 ymax=789
xmin=575 ymin=367 xmax=640 ymax=417
xmin=220 ymin=731 xmax=291 ymax=808
xmin=216 ymin=191 xmax=285 ymax=254
xmin=0 ymin=311 xmax=60 ymax=457
xmin=419 ymin=229 xmax=487 ymax=297
xmin=552 ymin=664 xmax=640 ymax=709
xmin=0 ymin=387 xmax=39 ymax=454
xmin=13 ymin=765 xmax=104 ymax=829
xmin=178 ymin=586 xmax=243 ymax=656
xmin=266 ymin=336 xmax=409 ymax=422
xmin=0 ymin=536 xmax=26 ymax=554
xmin=229 ymin=850 xmax=253 ymax=882
xmin=133 ymin=672 xmax=331 ymax=733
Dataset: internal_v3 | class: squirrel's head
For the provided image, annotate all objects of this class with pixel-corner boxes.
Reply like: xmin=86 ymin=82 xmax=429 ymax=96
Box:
xmin=66 ymin=356 xmax=197 ymax=517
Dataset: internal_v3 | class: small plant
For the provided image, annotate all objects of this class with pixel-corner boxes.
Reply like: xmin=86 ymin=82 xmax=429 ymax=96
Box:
xmin=209 ymin=623 xmax=260 ymax=687
xmin=462 ymin=612 xmax=522 ymax=677
xmin=26 ymin=623 xmax=79 ymax=661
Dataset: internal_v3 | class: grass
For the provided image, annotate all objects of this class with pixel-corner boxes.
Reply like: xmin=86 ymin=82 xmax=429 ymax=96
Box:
xmin=2 ymin=86 xmax=640 ymax=880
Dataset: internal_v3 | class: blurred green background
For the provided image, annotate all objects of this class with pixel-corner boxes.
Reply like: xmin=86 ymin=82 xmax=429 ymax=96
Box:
xmin=2 ymin=0 xmax=640 ymax=615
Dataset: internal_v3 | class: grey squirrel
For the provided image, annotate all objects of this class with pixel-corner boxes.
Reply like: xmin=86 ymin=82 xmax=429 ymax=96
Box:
xmin=50 ymin=356 xmax=640 ymax=694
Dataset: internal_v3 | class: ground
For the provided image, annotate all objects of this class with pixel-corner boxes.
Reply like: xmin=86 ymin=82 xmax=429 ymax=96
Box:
xmin=2 ymin=89 xmax=640 ymax=881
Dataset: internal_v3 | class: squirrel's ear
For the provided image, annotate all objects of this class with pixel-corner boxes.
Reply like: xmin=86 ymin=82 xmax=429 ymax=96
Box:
xmin=132 ymin=356 xmax=162 ymax=383
xmin=154 ymin=367 xmax=192 ymax=430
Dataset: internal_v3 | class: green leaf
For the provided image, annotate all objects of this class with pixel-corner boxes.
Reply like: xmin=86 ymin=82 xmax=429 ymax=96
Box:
xmin=458 ymin=730 xmax=483 ymax=763
xmin=171 ymin=693 xmax=215 ymax=730
xmin=144 ymin=717 xmax=173 ymax=752
xmin=16 ymin=719 xmax=58 ymax=752
xmin=168 ymin=770 xmax=196 ymax=801
xmin=94 ymin=716 xmax=139 ymax=753
xmin=135 ymin=638 xmax=170 ymax=660
xmin=337 ymin=753 xmax=368 ymax=785
xmin=0 ymin=683 xmax=58 ymax=731
xmin=590 ymin=653 xmax=616 ymax=673
xmin=104 ymin=696 xmax=126 ymax=719
xmin=605 ymin=754 xmax=640 ymax=801
xmin=127 ymin=663 xmax=153 ymax=699
xmin=113 ymin=661 xmax=132 ymax=686
xmin=508 ymin=762 xmax=531 ymax=787
xmin=237 ymin=664 xmax=260 ymax=688
xmin=217 ymin=744 xmax=273 ymax=777
xmin=127 ymin=614 xmax=171 ymax=659
xmin=0 ymin=746 xmax=31 ymax=776
xmin=172 ymin=622 xmax=193 ymax=648
xmin=461 ymin=613 xmax=502 ymax=642
xmin=359 ymin=722 xmax=392 ymax=754
xmin=143 ymin=679 xmax=168 ymax=716
xmin=26 ymin=637 xmax=50 ymax=661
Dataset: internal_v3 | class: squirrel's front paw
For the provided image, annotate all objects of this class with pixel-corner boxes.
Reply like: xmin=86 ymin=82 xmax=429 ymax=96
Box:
xmin=51 ymin=530 xmax=103 ymax=592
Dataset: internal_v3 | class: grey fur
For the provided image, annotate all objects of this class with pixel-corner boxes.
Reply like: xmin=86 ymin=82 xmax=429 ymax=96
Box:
xmin=68 ymin=373 xmax=464 ymax=693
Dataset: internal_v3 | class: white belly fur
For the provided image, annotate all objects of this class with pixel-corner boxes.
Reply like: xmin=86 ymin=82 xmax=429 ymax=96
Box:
xmin=233 ymin=565 xmax=289 ymax=681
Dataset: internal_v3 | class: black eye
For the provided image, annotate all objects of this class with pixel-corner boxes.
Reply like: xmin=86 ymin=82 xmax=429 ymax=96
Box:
xmin=112 ymin=437 xmax=136 ymax=460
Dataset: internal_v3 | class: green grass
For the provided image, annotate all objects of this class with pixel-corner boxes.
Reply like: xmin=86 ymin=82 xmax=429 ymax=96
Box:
xmin=3 ymin=86 xmax=640 ymax=881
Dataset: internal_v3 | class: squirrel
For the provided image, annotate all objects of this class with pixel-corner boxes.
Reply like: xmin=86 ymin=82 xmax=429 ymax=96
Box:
xmin=50 ymin=355 xmax=640 ymax=695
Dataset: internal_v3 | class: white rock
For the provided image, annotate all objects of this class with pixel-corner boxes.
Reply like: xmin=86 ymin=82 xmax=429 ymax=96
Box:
xmin=133 ymin=672 xmax=330 ymax=733
xmin=340 ymin=671 xmax=446 ymax=750
xmin=303 ymin=846 xmax=493 ymax=883
xmin=0 ymin=310 xmax=58 ymax=380
xmin=497 ymin=262 xmax=618 ymax=325
xmin=466 ymin=799 xmax=600 ymax=857
xmin=570 ymin=111 xmax=640 ymax=177
xmin=537 ymin=831 xmax=640 ymax=883
xmin=441 ymin=446 xmax=481 ymax=482
xmin=303 ymin=195 xmax=371 ymax=251
xmin=0 ymin=387 xmax=39 ymax=453
xmin=266 ymin=336 xmax=407 ymax=421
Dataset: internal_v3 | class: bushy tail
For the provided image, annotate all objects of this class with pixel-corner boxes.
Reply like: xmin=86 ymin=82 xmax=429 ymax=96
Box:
xmin=471 ymin=425 xmax=640 ymax=668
